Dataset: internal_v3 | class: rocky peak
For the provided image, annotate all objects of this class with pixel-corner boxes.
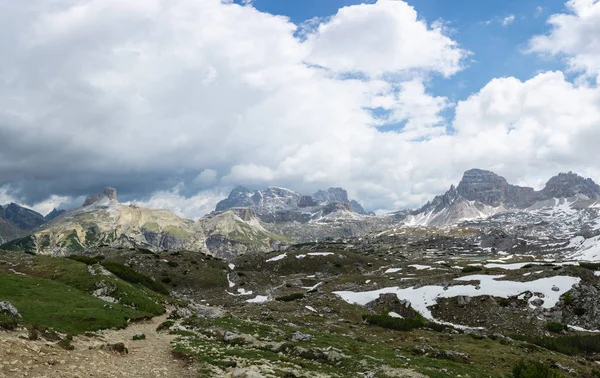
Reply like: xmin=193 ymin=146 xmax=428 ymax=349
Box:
xmin=215 ymin=186 xmax=255 ymax=212
xmin=104 ymin=187 xmax=118 ymax=201
xmin=541 ymin=172 xmax=600 ymax=200
xmin=82 ymin=187 xmax=119 ymax=207
xmin=45 ymin=208 xmax=65 ymax=221
xmin=314 ymin=188 xmax=349 ymax=205
xmin=456 ymin=169 xmax=511 ymax=206
xmin=2 ymin=203 xmax=46 ymax=231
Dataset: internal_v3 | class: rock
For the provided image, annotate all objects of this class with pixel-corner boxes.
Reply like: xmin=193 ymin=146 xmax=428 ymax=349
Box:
xmin=531 ymin=298 xmax=545 ymax=307
xmin=101 ymin=342 xmax=128 ymax=354
xmin=104 ymin=187 xmax=118 ymax=201
xmin=0 ymin=301 xmax=21 ymax=318
xmin=552 ymin=286 xmax=560 ymax=292
xmin=83 ymin=194 xmax=103 ymax=206
xmin=457 ymin=296 xmax=471 ymax=306
xmin=290 ymin=331 xmax=312 ymax=342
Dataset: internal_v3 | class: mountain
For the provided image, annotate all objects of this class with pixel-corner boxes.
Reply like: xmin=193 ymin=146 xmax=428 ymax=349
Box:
xmin=45 ymin=208 xmax=66 ymax=221
xmin=2 ymin=203 xmax=46 ymax=231
xmin=214 ymin=186 xmax=369 ymax=223
xmin=0 ymin=203 xmax=48 ymax=244
xmin=1 ymin=187 xmax=286 ymax=259
xmin=406 ymin=169 xmax=600 ymax=226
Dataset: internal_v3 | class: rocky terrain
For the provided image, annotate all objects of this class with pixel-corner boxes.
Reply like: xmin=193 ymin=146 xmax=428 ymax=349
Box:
xmin=2 ymin=169 xmax=600 ymax=376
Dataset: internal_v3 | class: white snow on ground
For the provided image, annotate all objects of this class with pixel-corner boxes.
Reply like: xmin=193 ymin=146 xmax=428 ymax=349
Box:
xmin=266 ymin=253 xmax=287 ymax=262
xmin=408 ymin=264 xmax=433 ymax=270
xmin=595 ymin=271 xmax=600 ymax=277
xmin=568 ymin=325 xmax=600 ymax=332
xmin=226 ymin=288 xmax=254 ymax=296
xmin=568 ymin=235 xmax=600 ymax=261
xmin=228 ymin=263 xmax=235 ymax=270
xmin=307 ymin=275 xmax=316 ymax=278
xmin=297 ymin=252 xmax=335 ymax=259
xmin=388 ymin=312 xmax=402 ymax=318
xmin=302 ymin=282 xmax=322 ymax=291
xmin=333 ymin=275 xmax=580 ymax=324
xmin=384 ymin=268 xmax=402 ymax=274
xmin=227 ymin=274 xmax=235 ymax=288
xmin=246 ymin=295 xmax=269 ymax=303
xmin=305 ymin=306 xmax=317 ymax=313
xmin=365 ymin=280 xmax=371 ymax=284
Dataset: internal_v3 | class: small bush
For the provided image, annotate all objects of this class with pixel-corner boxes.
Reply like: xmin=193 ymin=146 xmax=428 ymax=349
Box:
xmin=562 ymin=292 xmax=574 ymax=305
xmin=574 ymin=307 xmax=586 ymax=316
xmin=275 ymin=293 xmax=305 ymax=302
xmin=67 ymin=255 xmax=101 ymax=265
xmin=161 ymin=277 xmax=172 ymax=284
xmin=363 ymin=313 xmax=427 ymax=331
xmin=157 ymin=320 xmax=175 ymax=332
xmin=546 ymin=321 xmax=567 ymax=334
xmin=580 ymin=262 xmax=600 ymax=270
xmin=512 ymin=359 xmax=559 ymax=378
xmin=462 ymin=265 xmax=483 ymax=273
xmin=57 ymin=335 xmax=74 ymax=350
xmin=0 ymin=314 xmax=18 ymax=330
xmin=512 ymin=333 xmax=600 ymax=356
xmin=132 ymin=333 xmax=146 ymax=341
xmin=167 ymin=261 xmax=179 ymax=268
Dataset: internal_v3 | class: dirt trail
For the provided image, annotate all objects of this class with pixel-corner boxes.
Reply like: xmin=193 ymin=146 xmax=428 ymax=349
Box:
xmin=0 ymin=315 xmax=198 ymax=378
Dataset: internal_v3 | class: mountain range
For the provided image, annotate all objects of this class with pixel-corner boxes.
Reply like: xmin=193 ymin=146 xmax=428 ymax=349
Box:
xmin=2 ymin=169 xmax=600 ymax=259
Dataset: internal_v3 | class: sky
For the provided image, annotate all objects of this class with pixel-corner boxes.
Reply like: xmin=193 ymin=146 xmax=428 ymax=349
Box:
xmin=1 ymin=0 xmax=600 ymax=218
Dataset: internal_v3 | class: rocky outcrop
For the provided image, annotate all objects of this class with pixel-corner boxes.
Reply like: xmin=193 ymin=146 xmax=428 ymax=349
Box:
xmin=215 ymin=185 xmax=369 ymax=222
xmin=0 ymin=301 xmax=21 ymax=318
xmin=45 ymin=208 xmax=66 ymax=221
xmin=410 ymin=169 xmax=600 ymax=226
xmin=541 ymin=172 xmax=600 ymax=200
xmin=3 ymin=203 xmax=46 ymax=231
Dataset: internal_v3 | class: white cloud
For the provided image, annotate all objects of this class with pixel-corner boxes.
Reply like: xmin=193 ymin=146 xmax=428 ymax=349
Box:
xmin=131 ymin=186 xmax=227 ymax=220
xmin=502 ymin=15 xmax=515 ymax=26
xmin=1 ymin=0 xmax=600 ymax=218
xmin=304 ymin=0 xmax=468 ymax=78
xmin=529 ymin=0 xmax=600 ymax=80
xmin=535 ymin=6 xmax=544 ymax=17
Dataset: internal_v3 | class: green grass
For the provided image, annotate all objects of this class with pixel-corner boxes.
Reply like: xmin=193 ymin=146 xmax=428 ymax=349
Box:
xmin=513 ymin=359 xmax=559 ymax=378
xmin=512 ymin=333 xmax=600 ymax=356
xmin=275 ymin=293 xmax=305 ymax=302
xmin=99 ymin=260 xmax=170 ymax=295
xmin=0 ymin=273 xmax=154 ymax=334
xmin=462 ymin=265 xmax=483 ymax=273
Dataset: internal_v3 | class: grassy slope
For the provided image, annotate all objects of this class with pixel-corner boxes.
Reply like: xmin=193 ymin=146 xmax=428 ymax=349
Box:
xmin=0 ymin=251 xmax=166 ymax=334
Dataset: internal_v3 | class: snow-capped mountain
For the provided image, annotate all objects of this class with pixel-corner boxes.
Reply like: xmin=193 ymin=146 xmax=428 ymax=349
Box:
xmin=405 ymin=169 xmax=600 ymax=227
xmin=215 ymin=186 xmax=369 ymax=223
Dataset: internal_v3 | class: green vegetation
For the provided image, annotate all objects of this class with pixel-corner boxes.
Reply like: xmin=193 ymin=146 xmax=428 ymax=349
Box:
xmin=99 ymin=260 xmax=170 ymax=295
xmin=546 ymin=321 xmax=567 ymax=333
xmin=132 ymin=333 xmax=146 ymax=340
xmin=579 ymin=262 xmax=600 ymax=270
xmin=157 ymin=320 xmax=175 ymax=332
xmin=0 ymin=313 xmax=18 ymax=330
xmin=275 ymin=293 xmax=305 ymax=302
xmin=462 ymin=265 xmax=483 ymax=273
xmin=0 ymin=273 xmax=155 ymax=334
xmin=362 ymin=313 xmax=448 ymax=332
xmin=512 ymin=359 xmax=559 ymax=378
xmin=512 ymin=333 xmax=600 ymax=356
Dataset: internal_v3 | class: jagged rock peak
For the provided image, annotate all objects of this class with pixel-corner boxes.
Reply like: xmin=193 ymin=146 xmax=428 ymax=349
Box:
xmin=45 ymin=208 xmax=65 ymax=221
xmin=82 ymin=187 xmax=119 ymax=207
xmin=104 ymin=187 xmax=118 ymax=201
xmin=541 ymin=172 xmax=600 ymax=199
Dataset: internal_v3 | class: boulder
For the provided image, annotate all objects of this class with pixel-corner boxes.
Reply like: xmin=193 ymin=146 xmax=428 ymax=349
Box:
xmin=0 ymin=301 xmax=21 ymax=318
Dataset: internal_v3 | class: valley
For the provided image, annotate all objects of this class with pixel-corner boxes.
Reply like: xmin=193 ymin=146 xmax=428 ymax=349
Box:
xmin=2 ymin=169 xmax=600 ymax=377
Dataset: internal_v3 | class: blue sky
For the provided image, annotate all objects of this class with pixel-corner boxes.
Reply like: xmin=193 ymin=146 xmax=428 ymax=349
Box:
xmin=247 ymin=0 xmax=566 ymax=101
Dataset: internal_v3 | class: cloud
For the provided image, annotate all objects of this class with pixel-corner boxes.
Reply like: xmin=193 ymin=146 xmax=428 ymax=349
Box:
xmin=1 ymin=0 xmax=600 ymax=218
xmin=501 ymin=15 xmax=516 ymax=26
xmin=535 ymin=6 xmax=544 ymax=17
xmin=304 ymin=0 xmax=468 ymax=78
xmin=528 ymin=0 xmax=600 ymax=80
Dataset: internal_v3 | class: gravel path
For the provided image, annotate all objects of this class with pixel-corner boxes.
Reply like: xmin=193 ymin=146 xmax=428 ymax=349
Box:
xmin=0 ymin=315 xmax=198 ymax=378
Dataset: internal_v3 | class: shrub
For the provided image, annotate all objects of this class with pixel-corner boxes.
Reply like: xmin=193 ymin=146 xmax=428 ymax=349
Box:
xmin=562 ymin=292 xmax=574 ymax=305
xmin=0 ymin=314 xmax=18 ymax=330
xmin=275 ymin=293 xmax=305 ymax=302
xmin=167 ymin=261 xmax=179 ymax=268
xmin=100 ymin=261 xmax=169 ymax=295
xmin=363 ymin=313 xmax=427 ymax=332
xmin=156 ymin=320 xmax=175 ymax=332
xmin=67 ymin=255 xmax=101 ymax=265
xmin=546 ymin=321 xmax=567 ymax=334
xmin=512 ymin=359 xmax=559 ymax=378
xmin=511 ymin=333 xmax=600 ymax=356
xmin=462 ymin=265 xmax=483 ymax=273
xmin=580 ymin=262 xmax=600 ymax=270
xmin=574 ymin=307 xmax=586 ymax=316
xmin=57 ymin=335 xmax=74 ymax=350
xmin=132 ymin=333 xmax=146 ymax=340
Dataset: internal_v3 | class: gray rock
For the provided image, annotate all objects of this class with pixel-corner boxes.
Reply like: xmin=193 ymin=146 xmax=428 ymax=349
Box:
xmin=0 ymin=301 xmax=21 ymax=318
xmin=290 ymin=331 xmax=312 ymax=342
